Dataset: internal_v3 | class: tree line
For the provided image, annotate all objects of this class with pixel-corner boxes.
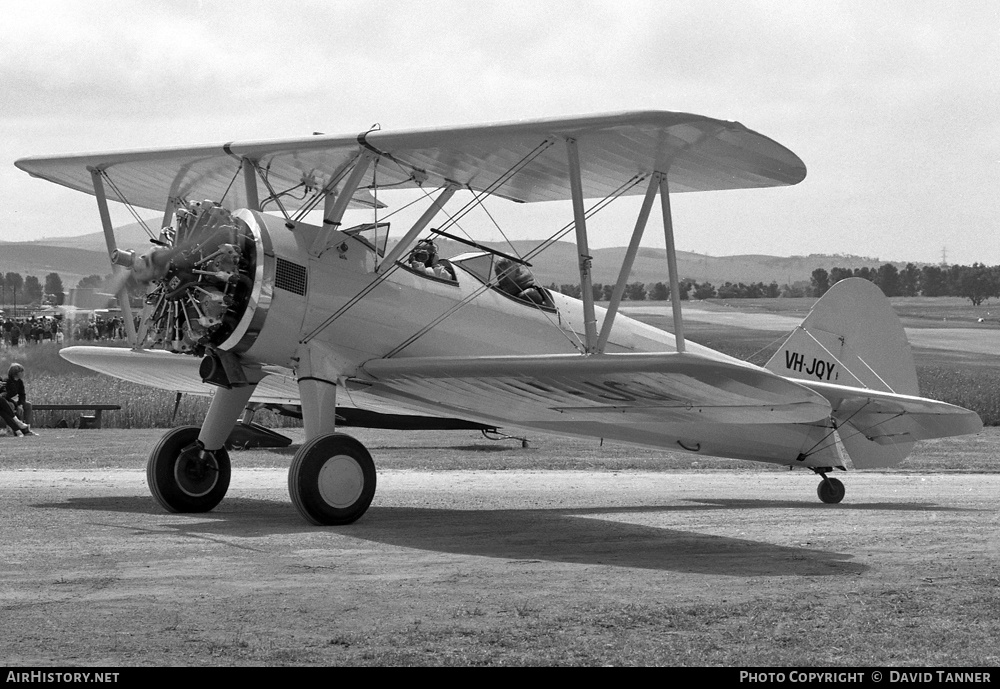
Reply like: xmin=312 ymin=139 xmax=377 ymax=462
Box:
xmin=0 ymin=272 xmax=65 ymax=308
xmin=551 ymin=262 xmax=1000 ymax=306
xmin=810 ymin=263 xmax=1000 ymax=305
xmin=0 ymin=272 xmax=142 ymax=312
xmin=549 ymin=280 xmax=786 ymax=302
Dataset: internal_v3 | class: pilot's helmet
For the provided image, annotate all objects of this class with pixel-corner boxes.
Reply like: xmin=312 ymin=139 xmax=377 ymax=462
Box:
xmin=414 ymin=239 xmax=438 ymax=264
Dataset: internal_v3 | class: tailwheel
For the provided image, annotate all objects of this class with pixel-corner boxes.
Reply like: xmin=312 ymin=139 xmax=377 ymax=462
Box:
xmin=147 ymin=426 xmax=231 ymax=513
xmin=288 ymin=433 xmax=376 ymax=525
xmin=817 ymin=476 xmax=846 ymax=504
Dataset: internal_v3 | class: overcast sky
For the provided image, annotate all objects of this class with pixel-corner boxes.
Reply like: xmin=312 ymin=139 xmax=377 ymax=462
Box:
xmin=2 ymin=0 xmax=997 ymax=265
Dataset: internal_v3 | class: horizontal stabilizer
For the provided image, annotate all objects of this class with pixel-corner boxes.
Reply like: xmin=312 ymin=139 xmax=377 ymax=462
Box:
xmin=810 ymin=382 xmax=983 ymax=468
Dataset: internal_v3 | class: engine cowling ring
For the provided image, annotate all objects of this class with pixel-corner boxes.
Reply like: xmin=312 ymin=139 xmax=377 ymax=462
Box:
xmin=219 ymin=208 xmax=273 ymax=354
xmin=138 ymin=204 xmax=273 ymax=356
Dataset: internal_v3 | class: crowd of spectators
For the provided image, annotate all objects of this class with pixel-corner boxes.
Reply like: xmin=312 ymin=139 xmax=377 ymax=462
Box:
xmin=0 ymin=314 xmax=130 ymax=347
xmin=1 ymin=316 xmax=60 ymax=347
xmin=69 ymin=316 xmax=129 ymax=342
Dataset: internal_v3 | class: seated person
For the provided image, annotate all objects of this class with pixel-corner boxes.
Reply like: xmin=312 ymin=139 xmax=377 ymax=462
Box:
xmin=0 ymin=363 xmax=34 ymax=436
xmin=0 ymin=399 xmax=30 ymax=436
xmin=494 ymin=258 xmax=547 ymax=304
xmin=408 ymin=239 xmax=455 ymax=280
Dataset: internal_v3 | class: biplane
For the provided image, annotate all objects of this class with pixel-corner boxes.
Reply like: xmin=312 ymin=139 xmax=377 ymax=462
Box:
xmin=15 ymin=111 xmax=982 ymax=525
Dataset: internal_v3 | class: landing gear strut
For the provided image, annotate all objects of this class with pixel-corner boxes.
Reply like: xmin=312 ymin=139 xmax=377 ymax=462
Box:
xmin=147 ymin=426 xmax=232 ymax=512
xmin=288 ymin=433 xmax=376 ymax=525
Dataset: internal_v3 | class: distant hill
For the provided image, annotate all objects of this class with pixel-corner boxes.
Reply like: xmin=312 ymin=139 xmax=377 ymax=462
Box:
xmin=398 ymin=239 xmax=894 ymax=288
xmin=0 ymin=223 xmax=161 ymax=287
xmin=0 ymin=243 xmax=116 ymax=287
xmin=1 ymin=220 xmax=898 ymax=289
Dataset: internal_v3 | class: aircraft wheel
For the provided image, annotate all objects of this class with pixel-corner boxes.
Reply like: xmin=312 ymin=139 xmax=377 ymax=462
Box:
xmin=817 ymin=477 xmax=846 ymax=504
xmin=147 ymin=426 xmax=231 ymax=513
xmin=288 ymin=433 xmax=376 ymax=525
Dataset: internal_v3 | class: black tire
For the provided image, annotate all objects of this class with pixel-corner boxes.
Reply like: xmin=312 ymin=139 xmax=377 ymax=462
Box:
xmin=147 ymin=426 xmax=231 ymax=513
xmin=288 ymin=433 xmax=376 ymax=525
xmin=817 ymin=477 xmax=846 ymax=504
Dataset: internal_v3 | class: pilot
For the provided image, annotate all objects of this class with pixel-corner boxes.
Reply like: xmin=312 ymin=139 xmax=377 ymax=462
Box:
xmin=409 ymin=239 xmax=455 ymax=280
xmin=494 ymin=258 xmax=546 ymax=304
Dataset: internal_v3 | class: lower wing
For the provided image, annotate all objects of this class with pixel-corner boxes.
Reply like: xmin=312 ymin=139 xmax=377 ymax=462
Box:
xmin=357 ymin=351 xmax=848 ymax=466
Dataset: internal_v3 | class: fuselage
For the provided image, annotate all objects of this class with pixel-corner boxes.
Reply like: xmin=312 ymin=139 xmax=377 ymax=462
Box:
xmin=237 ymin=210 xmax=735 ymax=374
xmin=213 ymin=211 xmax=838 ymax=469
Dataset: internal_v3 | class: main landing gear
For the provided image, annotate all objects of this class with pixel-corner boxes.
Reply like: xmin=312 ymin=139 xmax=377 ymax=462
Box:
xmin=146 ymin=427 xmax=377 ymax=525
xmin=288 ymin=433 xmax=376 ymax=525
xmin=813 ymin=468 xmax=846 ymax=504
xmin=147 ymin=426 xmax=232 ymax=513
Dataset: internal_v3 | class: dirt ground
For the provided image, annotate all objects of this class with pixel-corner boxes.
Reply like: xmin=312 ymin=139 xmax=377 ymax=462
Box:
xmin=1 ymin=434 xmax=999 ymax=666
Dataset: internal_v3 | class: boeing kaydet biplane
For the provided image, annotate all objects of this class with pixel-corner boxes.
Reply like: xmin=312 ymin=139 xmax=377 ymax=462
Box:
xmin=15 ymin=111 xmax=982 ymax=524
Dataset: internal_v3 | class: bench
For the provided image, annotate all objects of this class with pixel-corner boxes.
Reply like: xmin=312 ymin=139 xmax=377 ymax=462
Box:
xmin=32 ymin=404 xmax=122 ymax=429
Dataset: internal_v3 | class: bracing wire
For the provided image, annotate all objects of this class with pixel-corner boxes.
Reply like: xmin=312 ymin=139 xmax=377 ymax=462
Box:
xmin=218 ymin=164 xmax=244 ymax=208
xmin=302 ymin=140 xmax=645 ymax=355
xmin=743 ymin=330 xmax=795 ymax=365
xmin=382 ymin=176 xmax=647 ymax=358
xmin=100 ymin=171 xmax=156 ymax=239
xmin=798 ymin=400 xmax=873 ymax=459
xmin=301 ymin=139 xmax=557 ymax=343
xmin=522 ymin=174 xmax=646 ymax=264
xmin=797 ymin=399 xmax=909 ymax=461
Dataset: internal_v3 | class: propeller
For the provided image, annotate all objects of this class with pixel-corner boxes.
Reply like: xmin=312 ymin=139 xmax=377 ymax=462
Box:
xmin=103 ymin=202 xmax=256 ymax=356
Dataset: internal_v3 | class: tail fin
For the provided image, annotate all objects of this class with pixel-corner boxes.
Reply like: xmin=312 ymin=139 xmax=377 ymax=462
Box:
xmin=765 ymin=278 xmax=919 ymax=468
xmin=765 ymin=278 xmax=918 ymax=395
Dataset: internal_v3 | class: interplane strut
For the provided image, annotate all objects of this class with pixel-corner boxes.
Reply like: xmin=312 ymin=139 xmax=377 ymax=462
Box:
xmin=88 ymin=168 xmax=138 ymax=345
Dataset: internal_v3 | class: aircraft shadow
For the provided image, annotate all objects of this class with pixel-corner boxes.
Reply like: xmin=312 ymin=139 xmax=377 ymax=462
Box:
xmin=28 ymin=495 xmax=903 ymax=577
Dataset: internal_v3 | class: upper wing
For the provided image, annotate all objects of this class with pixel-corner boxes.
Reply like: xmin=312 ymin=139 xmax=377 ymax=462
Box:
xmin=16 ymin=111 xmax=805 ymax=212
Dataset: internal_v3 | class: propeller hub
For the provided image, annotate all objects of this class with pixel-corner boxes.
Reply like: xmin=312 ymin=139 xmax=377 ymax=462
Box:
xmin=111 ymin=248 xmax=135 ymax=268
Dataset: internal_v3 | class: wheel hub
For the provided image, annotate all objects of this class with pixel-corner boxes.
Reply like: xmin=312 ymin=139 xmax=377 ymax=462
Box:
xmin=317 ymin=456 xmax=365 ymax=508
xmin=174 ymin=446 xmax=220 ymax=497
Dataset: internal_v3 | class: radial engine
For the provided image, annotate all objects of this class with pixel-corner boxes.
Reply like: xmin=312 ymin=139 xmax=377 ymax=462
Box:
xmin=115 ymin=201 xmax=261 ymax=357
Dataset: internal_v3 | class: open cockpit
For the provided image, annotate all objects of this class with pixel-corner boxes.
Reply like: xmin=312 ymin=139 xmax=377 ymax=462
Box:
xmin=449 ymin=251 xmax=554 ymax=309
